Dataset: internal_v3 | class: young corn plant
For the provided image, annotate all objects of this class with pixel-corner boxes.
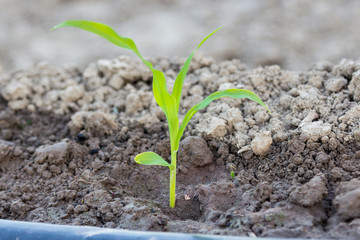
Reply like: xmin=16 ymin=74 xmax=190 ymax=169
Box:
xmin=52 ymin=20 xmax=270 ymax=208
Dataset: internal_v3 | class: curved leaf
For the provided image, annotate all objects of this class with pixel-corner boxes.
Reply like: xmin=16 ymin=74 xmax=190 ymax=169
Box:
xmin=172 ymin=26 xmax=222 ymax=113
xmin=176 ymin=89 xmax=270 ymax=144
xmin=52 ymin=20 xmax=150 ymax=67
xmin=134 ymin=152 xmax=172 ymax=168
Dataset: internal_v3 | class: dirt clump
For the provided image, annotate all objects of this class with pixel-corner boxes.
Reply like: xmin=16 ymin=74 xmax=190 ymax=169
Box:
xmin=178 ymin=136 xmax=213 ymax=169
xmin=289 ymin=173 xmax=327 ymax=207
xmin=1 ymin=55 xmax=360 ymax=239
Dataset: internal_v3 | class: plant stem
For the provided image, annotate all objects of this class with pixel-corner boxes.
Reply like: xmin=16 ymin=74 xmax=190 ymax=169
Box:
xmin=169 ymin=151 xmax=177 ymax=208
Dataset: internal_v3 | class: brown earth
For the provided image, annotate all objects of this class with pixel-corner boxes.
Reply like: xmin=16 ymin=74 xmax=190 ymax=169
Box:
xmin=1 ymin=55 xmax=360 ymax=239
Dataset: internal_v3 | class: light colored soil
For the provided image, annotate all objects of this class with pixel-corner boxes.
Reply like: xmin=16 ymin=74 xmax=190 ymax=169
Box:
xmin=1 ymin=0 xmax=360 ymax=72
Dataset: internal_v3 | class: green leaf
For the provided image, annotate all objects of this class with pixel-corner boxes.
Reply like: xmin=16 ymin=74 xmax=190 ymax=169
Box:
xmin=172 ymin=26 xmax=222 ymax=113
xmin=176 ymin=89 xmax=270 ymax=144
xmin=134 ymin=152 xmax=172 ymax=168
xmin=231 ymin=170 xmax=235 ymax=179
xmin=52 ymin=20 xmax=150 ymax=67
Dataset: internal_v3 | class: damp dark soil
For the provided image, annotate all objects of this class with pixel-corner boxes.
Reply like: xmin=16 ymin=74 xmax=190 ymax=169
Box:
xmin=1 ymin=56 xmax=360 ymax=239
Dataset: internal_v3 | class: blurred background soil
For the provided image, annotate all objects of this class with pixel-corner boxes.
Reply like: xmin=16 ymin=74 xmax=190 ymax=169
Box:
xmin=1 ymin=0 xmax=360 ymax=72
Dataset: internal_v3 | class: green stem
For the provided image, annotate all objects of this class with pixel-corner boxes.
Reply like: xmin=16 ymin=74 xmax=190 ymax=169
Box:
xmin=169 ymin=151 xmax=177 ymax=208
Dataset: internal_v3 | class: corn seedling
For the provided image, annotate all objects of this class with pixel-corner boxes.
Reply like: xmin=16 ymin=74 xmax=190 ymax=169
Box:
xmin=52 ymin=20 xmax=270 ymax=208
xmin=229 ymin=163 xmax=236 ymax=180
xmin=231 ymin=170 xmax=235 ymax=180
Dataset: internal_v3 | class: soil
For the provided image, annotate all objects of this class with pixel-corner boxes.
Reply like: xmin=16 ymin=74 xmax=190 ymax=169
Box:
xmin=1 ymin=55 xmax=360 ymax=239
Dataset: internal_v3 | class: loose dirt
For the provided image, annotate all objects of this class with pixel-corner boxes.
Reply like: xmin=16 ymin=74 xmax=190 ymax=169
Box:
xmin=1 ymin=55 xmax=360 ymax=239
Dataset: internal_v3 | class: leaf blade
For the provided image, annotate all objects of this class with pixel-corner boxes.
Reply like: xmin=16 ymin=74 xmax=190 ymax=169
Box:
xmin=172 ymin=26 xmax=222 ymax=112
xmin=52 ymin=20 xmax=149 ymax=66
xmin=134 ymin=152 xmax=171 ymax=167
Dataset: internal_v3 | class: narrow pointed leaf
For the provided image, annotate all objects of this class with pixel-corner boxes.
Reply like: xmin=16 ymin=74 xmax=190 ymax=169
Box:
xmin=134 ymin=152 xmax=171 ymax=167
xmin=51 ymin=20 xmax=150 ymax=68
xmin=176 ymin=89 xmax=270 ymax=144
xmin=172 ymin=26 xmax=222 ymax=112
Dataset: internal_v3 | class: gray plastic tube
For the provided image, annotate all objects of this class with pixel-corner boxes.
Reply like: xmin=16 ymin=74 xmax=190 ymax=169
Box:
xmin=0 ymin=219 xmax=307 ymax=240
